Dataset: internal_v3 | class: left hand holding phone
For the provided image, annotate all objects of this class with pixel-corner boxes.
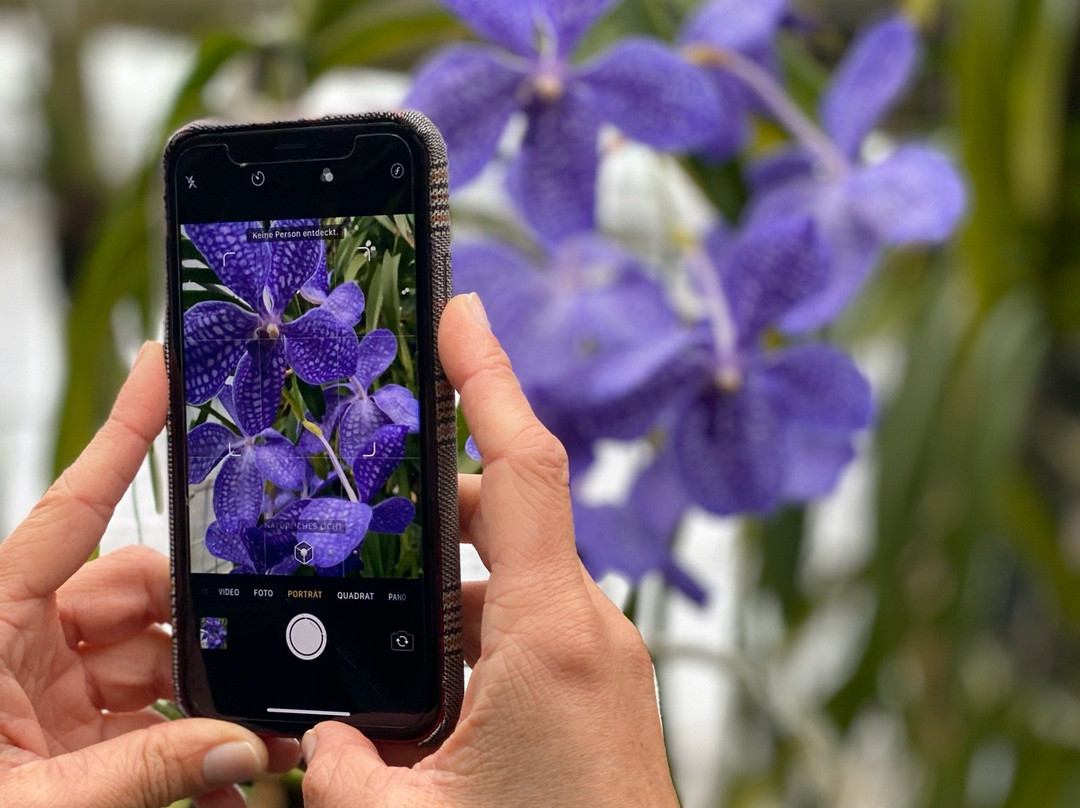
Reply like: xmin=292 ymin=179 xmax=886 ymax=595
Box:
xmin=0 ymin=342 xmax=300 ymax=808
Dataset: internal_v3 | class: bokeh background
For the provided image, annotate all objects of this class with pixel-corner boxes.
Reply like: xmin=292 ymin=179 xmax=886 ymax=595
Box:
xmin=0 ymin=0 xmax=1078 ymax=806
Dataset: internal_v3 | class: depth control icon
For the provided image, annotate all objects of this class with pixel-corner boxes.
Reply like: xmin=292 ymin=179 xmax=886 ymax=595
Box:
xmin=294 ymin=541 xmax=313 ymax=566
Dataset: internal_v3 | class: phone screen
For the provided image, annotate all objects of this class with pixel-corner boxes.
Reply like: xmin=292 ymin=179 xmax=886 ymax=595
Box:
xmin=168 ymin=125 xmax=441 ymax=732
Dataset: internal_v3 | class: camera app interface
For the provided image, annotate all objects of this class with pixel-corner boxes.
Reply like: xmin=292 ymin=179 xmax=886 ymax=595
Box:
xmin=180 ymin=212 xmax=429 ymax=720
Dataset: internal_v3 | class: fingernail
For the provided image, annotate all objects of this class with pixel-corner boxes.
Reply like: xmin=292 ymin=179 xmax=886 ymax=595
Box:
xmin=301 ymin=730 xmax=317 ymax=764
xmin=466 ymin=293 xmax=490 ymax=329
xmin=132 ymin=341 xmax=154 ymax=368
xmin=202 ymin=741 xmax=262 ymax=785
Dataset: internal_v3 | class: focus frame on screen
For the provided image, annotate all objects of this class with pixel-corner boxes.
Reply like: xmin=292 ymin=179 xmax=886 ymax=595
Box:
xmin=163 ymin=115 xmax=462 ymax=743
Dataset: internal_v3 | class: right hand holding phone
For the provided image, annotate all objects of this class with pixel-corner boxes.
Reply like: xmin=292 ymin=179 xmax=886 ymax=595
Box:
xmin=301 ymin=293 xmax=680 ymax=808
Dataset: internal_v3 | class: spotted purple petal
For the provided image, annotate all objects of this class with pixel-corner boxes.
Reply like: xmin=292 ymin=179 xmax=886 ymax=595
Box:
xmin=372 ymin=385 xmax=420 ymax=432
xmin=438 ymin=0 xmax=538 ymax=55
xmin=405 ymin=45 xmax=526 ymax=187
xmin=464 ymin=435 xmax=481 ymax=461
xmin=511 ymin=89 xmax=600 ymax=241
xmin=759 ymin=345 xmax=873 ymax=429
xmin=679 ymin=0 xmax=786 ymax=51
xmin=750 ymin=179 xmax=881 ymax=333
xmin=184 ymin=221 xmax=271 ymax=310
xmin=212 ymin=452 xmax=264 ymax=533
xmin=187 ymin=422 xmax=235 ymax=484
xmin=722 ymin=217 xmax=830 ymax=341
xmin=232 ymin=338 xmax=287 ymax=435
xmin=182 ymin=301 xmax=259 ymax=404
xmin=780 ymin=424 xmax=857 ymax=501
xmin=354 ymin=328 xmax=399 ymax=390
xmin=253 ymin=430 xmax=307 ymax=490
xmin=281 ymin=307 xmax=361 ymax=385
xmin=338 ymin=397 xmax=392 ymax=469
xmin=296 ymin=498 xmax=372 ymax=567
xmin=258 ymin=499 xmax=308 ymax=572
xmin=321 ymin=281 xmax=365 ymax=326
xmin=821 ymin=16 xmax=919 ymax=157
xmin=370 ymin=496 xmax=416 ymax=534
xmin=205 ymin=520 xmax=253 ymax=567
xmin=350 ymin=424 xmax=410 ymax=503
xmin=674 ymin=383 xmax=784 ymax=515
xmin=849 ymin=146 xmax=966 ymax=245
xmin=265 ymin=223 xmax=326 ymax=315
xmin=577 ymin=38 xmax=721 ymax=150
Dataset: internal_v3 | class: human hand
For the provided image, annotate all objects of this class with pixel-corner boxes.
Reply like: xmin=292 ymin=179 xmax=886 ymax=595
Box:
xmin=0 ymin=343 xmax=300 ymax=808
xmin=302 ymin=294 xmax=679 ymax=808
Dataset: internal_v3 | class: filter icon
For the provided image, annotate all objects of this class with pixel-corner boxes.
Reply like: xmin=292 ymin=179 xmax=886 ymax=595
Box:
xmin=320 ymin=167 xmax=334 ymax=183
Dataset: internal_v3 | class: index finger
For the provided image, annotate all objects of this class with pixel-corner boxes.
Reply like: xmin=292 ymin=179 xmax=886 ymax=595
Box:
xmin=438 ymin=294 xmax=580 ymax=588
xmin=0 ymin=342 xmax=167 ymax=600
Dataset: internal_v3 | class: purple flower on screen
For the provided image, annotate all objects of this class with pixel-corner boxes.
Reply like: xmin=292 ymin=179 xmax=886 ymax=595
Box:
xmin=679 ymin=0 xmax=788 ymax=158
xmin=574 ymin=449 xmax=706 ymax=602
xmin=662 ymin=217 xmax=874 ymax=514
xmin=200 ymin=617 xmax=227 ymax=649
xmin=323 ymin=329 xmax=420 ymax=468
xmin=187 ymin=384 xmax=306 ymax=533
xmin=205 ymin=426 xmax=416 ymax=575
xmin=182 ymin=219 xmax=364 ymax=431
xmin=747 ymin=16 xmax=966 ymax=331
xmin=404 ymin=0 xmax=721 ymax=240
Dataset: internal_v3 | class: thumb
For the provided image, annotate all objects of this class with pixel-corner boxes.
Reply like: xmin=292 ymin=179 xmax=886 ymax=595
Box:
xmin=302 ymin=722 xmax=393 ymax=807
xmin=1 ymin=719 xmax=270 ymax=808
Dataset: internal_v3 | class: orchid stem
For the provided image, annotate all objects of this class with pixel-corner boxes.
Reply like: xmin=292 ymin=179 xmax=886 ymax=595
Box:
xmin=302 ymin=420 xmax=358 ymax=504
xmin=684 ymin=44 xmax=850 ymax=178
xmin=686 ymin=246 xmax=742 ymax=388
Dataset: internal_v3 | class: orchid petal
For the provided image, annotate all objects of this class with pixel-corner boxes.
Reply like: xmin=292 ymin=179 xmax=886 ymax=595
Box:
xmin=511 ymin=89 xmax=600 ymax=241
xmin=184 ymin=221 xmax=270 ymax=309
xmin=577 ymin=38 xmax=721 ymax=150
xmin=187 ymin=422 xmax=235 ymax=484
xmin=405 ymin=45 xmax=526 ymax=187
xmin=369 ymin=497 xmax=416 ymax=534
xmin=296 ymin=499 xmax=372 ymax=567
xmin=281 ymin=307 xmax=361 ymax=385
xmin=350 ymin=424 xmax=410 ymax=503
xmin=182 ymin=301 xmax=258 ymax=404
xmin=822 ymin=16 xmax=919 ymax=156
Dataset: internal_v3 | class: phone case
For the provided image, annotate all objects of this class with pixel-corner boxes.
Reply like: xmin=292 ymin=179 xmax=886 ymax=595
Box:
xmin=163 ymin=112 xmax=462 ymax=746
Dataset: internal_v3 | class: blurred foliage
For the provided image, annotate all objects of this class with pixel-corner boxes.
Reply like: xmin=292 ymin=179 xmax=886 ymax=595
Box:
xmin=25 ymin=0 xmax=1080 ymax=805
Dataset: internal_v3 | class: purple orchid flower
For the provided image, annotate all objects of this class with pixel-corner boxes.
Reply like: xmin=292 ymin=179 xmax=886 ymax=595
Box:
xmin=182 ymin=219 xmax=364 ymax=432
xmin=453 ymin=236 xmax=697 ymax=471
xmin=662 ymin=217 xmax=874 ymax=514
xmin=404 ymin=0 xmax=722 ymax=240
xmin=323 ymin=329 xmax=420 ymax=468
xmin=679 ymin=0 xmax=788 ymax=158
xmin=746 ymin=16 xmax=967 ymax=331
xmin=187 ymin=384 xmax=307 ymax=533
xmin=206 ymin=423 xmax=417 ymax=575
xmin=200 ymin=617 xmax=227 ymax=649
xmin=574 ymin=448 xmax=706 ymax=603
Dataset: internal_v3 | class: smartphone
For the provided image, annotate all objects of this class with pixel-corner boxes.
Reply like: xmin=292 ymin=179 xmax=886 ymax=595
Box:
xmin=163 ymin=114 xmax=461 ymax=743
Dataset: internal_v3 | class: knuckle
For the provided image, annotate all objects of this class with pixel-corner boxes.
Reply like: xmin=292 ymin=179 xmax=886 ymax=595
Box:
xmin=136 ymin=726 xmax=189 ymax=804
xmin=504 ymin=424 xmax=570 ymax=486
